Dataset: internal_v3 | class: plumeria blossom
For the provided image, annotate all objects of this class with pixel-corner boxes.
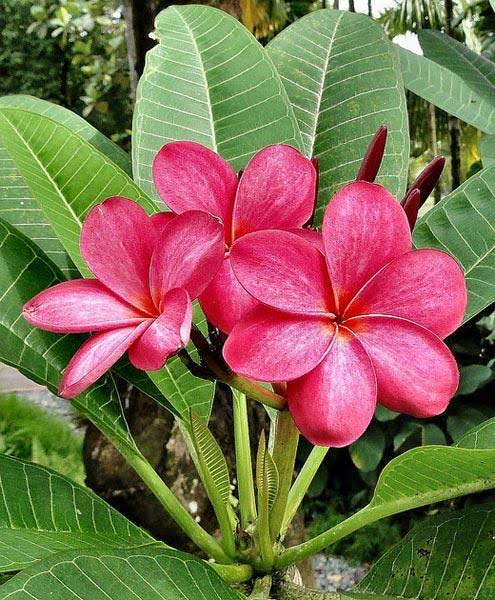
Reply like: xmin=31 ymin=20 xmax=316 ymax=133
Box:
xmin=23 ymin=198 xmax=224 ymax=398
xmin=224 ymin=181 xmax=467 ymax=447
xmin=152 ymin=141 xmax=317 ymax=333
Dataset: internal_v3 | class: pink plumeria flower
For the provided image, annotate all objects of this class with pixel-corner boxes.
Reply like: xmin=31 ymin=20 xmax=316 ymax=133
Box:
xmin=224 ymin=182 xmax=467 ymax=447
xmin=23 ymin=198 xmax=224 ymax=398
xmin=152 ymin=141 xmax=317 ymax=333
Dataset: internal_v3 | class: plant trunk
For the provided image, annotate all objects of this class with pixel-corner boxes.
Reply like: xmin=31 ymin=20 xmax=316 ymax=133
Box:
xmin=332 ymin=0 xmax=339 ymax=9
xmin=445 ymin=0 xmax=461 ymax=190
xmin=368 ymin=0 xmax=372 ymax=17
xmin=348 ymin=0 xmax=355 ymax=12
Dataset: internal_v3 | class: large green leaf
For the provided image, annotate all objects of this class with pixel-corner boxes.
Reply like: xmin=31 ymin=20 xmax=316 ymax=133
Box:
xmin=133 ymin=4 xmax=303 ymax=201
xmin=0 ymin=547 xmax=245 ymax=599
xmin=413 ymin=166 xmax=495 ymax=324
xmin=397 ymin=45 xmax=495 ymax=134
xmin=359 ymin=505 xmax=495 ymax=598
xmin=0 ymin=455 xmax=152 ymax=573
xmin=267 ymin=9 xmax=409 ymax=224
xmin=455 ymin=417 xmax=495 ymax=449
xmin=0 ymin=107 xmax=155 ymax=276
xmin=480 ymin=134 xmax=495 ymax=167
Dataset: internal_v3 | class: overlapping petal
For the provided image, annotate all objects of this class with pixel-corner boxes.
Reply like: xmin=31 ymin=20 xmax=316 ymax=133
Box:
xmin=347 ymin=315 xmax=459 ymax=417
xmin=232 ymin=145 xmax=316 ymax=239
xmin=323 ymin=182 xmax=412 ymax=311
xmin=223 ymin=306 xmax=334 ymax=382
xmin=23 ymin=279 xmax=148 ymax=333
xmin=230 ymin=230 xmax=334 ymax=315
xmin=150 ymin=210 xmax=224 ymax=305
xmin=288 ymin=327 xmax=377 ymax=447
xmin=151 ymin=211 xmax=175 ymax=234
xmin=59 ymin=321 xmax=151 ymax=398
xmin=80 ymin=197 xmax=157 ymax=314
xmin=128 ymin=288 xmax=192 ymax=371
xmin=199 ymin=258 xmax=258 ymax=334
xmin=344 ymin=249 xmax=467 ymax=338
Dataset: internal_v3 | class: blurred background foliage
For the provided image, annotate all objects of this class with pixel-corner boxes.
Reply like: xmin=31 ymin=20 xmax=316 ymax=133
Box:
xmin=1 ymin=0 xmax=495 ymax=564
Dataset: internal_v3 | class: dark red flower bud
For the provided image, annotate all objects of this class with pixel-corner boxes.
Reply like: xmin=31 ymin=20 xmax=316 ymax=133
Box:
xmin=356 ymin=125 xmax=388 ymax=183
xmin=401 ymin=188 xmax=421 ymax=230
xmin=406 ymin=156 xmax=445 ymax=205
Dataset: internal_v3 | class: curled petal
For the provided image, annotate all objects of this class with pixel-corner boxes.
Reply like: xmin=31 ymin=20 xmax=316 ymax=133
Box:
xmin=150 ymin=210 xmax=224 ymax=304
xmin=232 ymin=145 xmax=316 ymax=239
xmin=81 ymin=197 xmax=157 ymax=314
xmin=344 ymin=249 xmax=467 ymax=338
xmin=323 ymin=182 xmax=412 ymax=311
xmin=23 ymin=279 xmax=148 ymax=333
xmin=288 ymin=327 xmax=376 ymax=447
xmin=401 ymin=188 xmax=421 ymax=230
xmin=347 ymin=315 xmax=459 ymax=417
xmin=230 ymin=230 xmax=334 ymax=315
xmin=59 ymin=322 xmax=150 ymax=398
xmin=199 ymin=257 xmax=258 ymax=334
xmin=223 ymin=306 xmax=334 ymax=382
xmin=128 ymin=288 xmax=192 ymax=370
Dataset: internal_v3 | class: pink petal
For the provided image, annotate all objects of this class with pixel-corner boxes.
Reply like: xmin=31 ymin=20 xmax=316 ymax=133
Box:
xmin=151 ymin=211 xmax=175 ymax=235
xmin=347 ymin=315 xmax=459 ymax=417
xmin=232 ymin=145 xmax=316 ymax=239
xmin=81 ymin=197 xmax=157 ymax=314
xmin=23 ymin=279 xmax=148 ymax=333
xmin=152 ymin=141 xmax=237 ymax=240
xmin=223 ymin=306 xmax=334 ymax=382
xmin=323 ymin=182 xmax=412 ymax=312
xmin=288 ymin=327 xmax=376 ymax=447
xmin=59 ymin=322 xmax=150 ymax=398
xmin=287 ymin=228 xmax=325 ymax=254
xmin=128 ymin=288 xmax=192 ymax=371
xmin=344 ymin=249 xmax=467 ymax=338
xmin=149 ymin=210 xmax=224 ymax=304
xmin=230 ymin=230 xmax=334 ymax=315
xmin=199 ymin=257 xmax=259 ymax=334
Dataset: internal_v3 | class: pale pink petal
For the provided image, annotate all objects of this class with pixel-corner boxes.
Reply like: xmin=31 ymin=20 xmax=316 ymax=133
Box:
xmin=152 ymin=141 xmax=237 ymax=240
xmin=81 ymin=197 xmax=157 ymax=314
xmin=199 ymin=257 xmax=258 ymax=334
xmin=232 ymin=145 xmax=316 ymax=239
xmin=230 ymin=230 xmax=334 ymax=315
xmin=149 ymin=210 xmax=224 ymax=304
xmin=151 ymin=211 xmax=175 ymax=234
xmin=344 ymin=249 xmax=467 ymax=338
xmin=287 ymin=228 xmax=324 ymax=254
xmin=223 ymin=306 xmax=334 ymax=382
xmin=288 ymin=327 xmax=376 ymax=447
xmin=128 ymin=289 xmax=192 ymax=370
xmin=323 ymin=182 xmax=412 ymax=311
xmin=23 ymin=279 xmax=148 ymax=333
xmin=59 ymin=322 xmax=151 ymax=398
xmin=347 ymin=316 xmax=459 ymax=417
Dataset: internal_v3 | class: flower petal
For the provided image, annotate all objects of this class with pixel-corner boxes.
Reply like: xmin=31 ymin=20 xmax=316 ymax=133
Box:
xmin=149 ymin=210 xmax=224 ymax=304
xmin=287 ymin=228 xmax=325 ymax=254
xmin=59 ymin=322 xmax=150 ymax=398
xmin=232 ymin=145 xmax=316 ymax=239
xmin=223 ymin=306 xmax=334 ymax=382
xmin=288 ymin=327 xmax=376 ymax=447
xmin=128 ymin=288 xmax=192 ymax=371
xmin=81 ymin=197 xmax=157 ymax=314
xmin=323 ymin=182 xmax=412 ymax=311
xmin=23 ymin=279 xmax=148 ymax=333
xmin=230 ymin=230 xmax=334 ymax=315
xmin=199 ymin=257 xmax=259 ymax=334
xmin=152 ymin=141 xmax=237 ymax=238
xmin=344 ymin=249 xmax=467 ymax=338
xmin=347 ymin=315 xmax=459 ymax=417
xmin=151 ymin=211 xmax=175 ymax=234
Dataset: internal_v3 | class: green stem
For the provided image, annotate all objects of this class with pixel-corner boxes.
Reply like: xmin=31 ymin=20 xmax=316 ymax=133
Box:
xmin=248 ymin=575 xmax=272 ymax=598
xmin=269 ymin=411 xmax=299 ymax=541
xmin=233 ymin=390 xmax=257 ymax=529
xmin=209 ymin=562 xmax=253 ymax=584
xmin=281 ymin=446 xmax=328 ymax=537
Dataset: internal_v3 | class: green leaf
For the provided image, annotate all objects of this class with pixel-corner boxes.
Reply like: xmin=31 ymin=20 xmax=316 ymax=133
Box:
xmin=447 ymin=407 xmax=487 ymax=442
xmin=0 ymin=107 xmax=155 ymax=276
xmin=393 ymin=422 xmax=420 ymax=452
xmin=349 ymin=422 xmax=385 ymax=472
xmin=0 ymin=455 xmax=152 ymax=572
xmin=0 ymin=546 xmax=246 ymax=599
xmin=455 ymin=417 xmax=495 ymax=449
xmin=421 ymin=424 xmax=446 ymax=446
xmin=480 ymin=134 xmax=495 ymax=168
xmin=457 ymin=364 xmax=492 ymax=396
xmin=268 ymin=9 xmax=409 ymax=224
xmin=358 ymin=505 xmax=495 ymax=598
xmin=133 ymin=4 xmax=303 ymax=201
xmin=256 ymin=432 xmax=279 ymax=511
xmin=413 ymin=166 xmax=495 ymax=323
xmin=397 ymin=45 xmax=495 ymax=134
xmin=374 ymin=406 xmax=399 ymax=422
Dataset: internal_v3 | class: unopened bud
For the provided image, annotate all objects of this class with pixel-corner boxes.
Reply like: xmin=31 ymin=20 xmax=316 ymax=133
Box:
xmin=356 ymin=125 xmax=388 ymax=183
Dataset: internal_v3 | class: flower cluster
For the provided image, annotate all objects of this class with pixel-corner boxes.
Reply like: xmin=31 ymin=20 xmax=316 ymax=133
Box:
xmin=24 ymin=131 xmax=467 ymax=446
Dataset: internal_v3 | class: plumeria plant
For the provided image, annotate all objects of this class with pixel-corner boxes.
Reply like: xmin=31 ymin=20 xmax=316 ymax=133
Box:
xmin=0 ymin=6 xmax=495 ymax=599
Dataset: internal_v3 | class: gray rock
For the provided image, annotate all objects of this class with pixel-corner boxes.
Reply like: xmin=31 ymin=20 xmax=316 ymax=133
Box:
xmin=312 ymin=554 xmax=368 ymax=592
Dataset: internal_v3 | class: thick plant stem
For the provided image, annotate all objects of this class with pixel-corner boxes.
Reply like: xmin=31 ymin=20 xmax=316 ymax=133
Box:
xmin=209 ymin=562 xmax=253 ymax=584
xmin=269 ymin=411 xmax=299 ymax=541
xmin=233 ymin=390 xmax=257 ymax=529
xmin=248 ymin=575 xmax=272 ymax=598
xmin=281 ymin=446 xmax=329 ymax=536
